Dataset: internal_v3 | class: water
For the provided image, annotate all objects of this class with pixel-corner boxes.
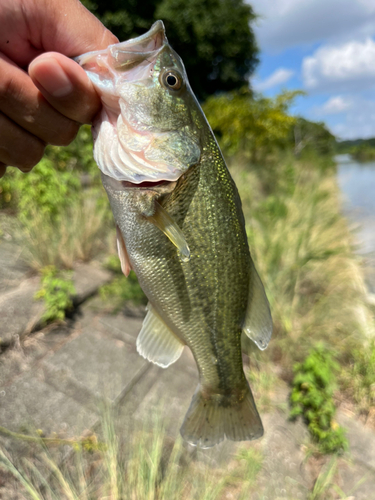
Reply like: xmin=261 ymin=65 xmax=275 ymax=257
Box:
xmin=336 ymin=154 xmax=375 ymax=291
xmin=336 ymin=154 xmax=375 ymax=255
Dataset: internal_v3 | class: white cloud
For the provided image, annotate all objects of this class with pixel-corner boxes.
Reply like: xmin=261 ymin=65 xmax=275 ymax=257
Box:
xmin=319 ymin=96 xmax=352 ymax=115
xmin=252 ymin=68 xmax=294 ymax=92
xmin=250 ymin=0 xmax=375 ymax=51
xmin=302 ymin=38 xmax=375 ymax=91
xmin=314 ymin=97 xmax=375 ymax=139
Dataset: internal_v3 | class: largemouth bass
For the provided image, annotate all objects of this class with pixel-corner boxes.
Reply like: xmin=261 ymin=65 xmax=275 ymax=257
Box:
xmin=76 ymin=21 xmax=272 ymax=448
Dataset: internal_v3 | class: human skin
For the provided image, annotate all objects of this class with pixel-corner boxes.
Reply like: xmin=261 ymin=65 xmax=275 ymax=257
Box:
xmin=0 ymin=0 xmax=118 ymax=178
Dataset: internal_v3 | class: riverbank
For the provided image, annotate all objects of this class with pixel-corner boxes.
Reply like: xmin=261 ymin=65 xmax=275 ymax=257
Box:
xmin=1 ymin=151 xmax=374 ymax=498
xmin=336 ymin=154 xmax=375 ymax=294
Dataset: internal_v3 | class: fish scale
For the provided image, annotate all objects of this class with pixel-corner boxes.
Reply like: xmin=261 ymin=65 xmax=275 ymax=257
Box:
xmin=78 ymin=20 xmax=272 ymax=447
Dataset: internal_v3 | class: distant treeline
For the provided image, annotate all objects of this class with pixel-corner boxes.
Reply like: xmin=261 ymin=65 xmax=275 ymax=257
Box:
xmin=336 ymin=137 xmax=375 ymax=162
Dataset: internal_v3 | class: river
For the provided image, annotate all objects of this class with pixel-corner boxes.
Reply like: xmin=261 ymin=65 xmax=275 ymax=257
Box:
xmin=336 ymin=154 xmax=375 ymax=292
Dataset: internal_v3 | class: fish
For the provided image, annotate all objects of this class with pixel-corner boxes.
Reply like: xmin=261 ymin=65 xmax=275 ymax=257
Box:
xmin=76 ymin=20 xmax=272 ymax=448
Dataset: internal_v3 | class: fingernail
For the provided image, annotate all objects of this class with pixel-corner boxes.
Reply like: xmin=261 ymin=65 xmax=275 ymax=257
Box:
xmin=30 ymin=57 xmax=73 ymax=98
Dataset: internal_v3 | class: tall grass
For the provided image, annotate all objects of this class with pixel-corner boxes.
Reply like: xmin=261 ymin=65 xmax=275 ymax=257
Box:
xmin=19 ymin=191 xmax=112 ymax=270
xmin=0 ymin=412 xmax=264 ymax=500
xmin=232 ymin=154 xmax=374 ymax=370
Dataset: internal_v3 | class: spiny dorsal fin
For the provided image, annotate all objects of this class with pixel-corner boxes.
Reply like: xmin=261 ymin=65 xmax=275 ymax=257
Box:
xmin=243 ymin=261 xmax=273 ymax=351
xmin=116 ymin=226 xmax=132 ymax=277
xmin=137 ymin=303 xmax=185 ymax=368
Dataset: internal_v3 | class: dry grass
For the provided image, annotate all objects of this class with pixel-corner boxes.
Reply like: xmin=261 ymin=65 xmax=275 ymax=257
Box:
xmin=19 ymin=192 xmax=112 ymax=271
xmin=0 ymin=412 xmax=264 ymax=500
xmin=231 ymin=156 xmax=374 ymax=369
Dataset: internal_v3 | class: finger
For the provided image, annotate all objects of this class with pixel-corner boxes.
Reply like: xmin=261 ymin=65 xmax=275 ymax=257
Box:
xmin=37 ymin=0 xmax=118 ymax=55
xmin=29 ymin=53 xmax=101 ymax=124
xmin=0 ymin=53 xmax=79 ymax=146
xmin=0 ymin=163 xmax=6 ymax=178
xmin=0 ymin=112 xmax=45 ymax=171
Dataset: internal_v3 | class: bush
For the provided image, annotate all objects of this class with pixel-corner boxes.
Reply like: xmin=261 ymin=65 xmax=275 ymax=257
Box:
xmin=34 ymin=266 xmax=76 ymax=324
xmin=290 ymin=346 xmax=348 ymax=454
xmin=203 ymin=89 xmax=300 ymax=161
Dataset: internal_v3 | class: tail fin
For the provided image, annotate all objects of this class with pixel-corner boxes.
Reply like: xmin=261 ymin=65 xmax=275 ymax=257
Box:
xmin=180 ymin=383 xmax=263 ymax=448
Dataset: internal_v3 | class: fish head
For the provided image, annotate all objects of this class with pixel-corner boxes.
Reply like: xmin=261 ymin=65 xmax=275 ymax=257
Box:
xmin=76 ymin=21 xmax=206 ymax=184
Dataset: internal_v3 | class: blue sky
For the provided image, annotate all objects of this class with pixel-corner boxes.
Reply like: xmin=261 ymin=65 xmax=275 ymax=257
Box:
xmin=248 ymin=0 xmax=375 ymax=140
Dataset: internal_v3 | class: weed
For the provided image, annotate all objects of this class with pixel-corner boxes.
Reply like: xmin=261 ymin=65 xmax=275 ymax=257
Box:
xmin=0 ymin=411 xmax=264 ymax=500
xmin=34 ymin=266 xmax=76 ymax=324
xmin=100 ymin=257 xmax=147 ymax=311
xmin=232 ymin=155 xmax=373 ymax=369
xmin=340 ymin=339 xmax=375 ymax=417
xmin=290 ymin=346 xmax=348 ymax=454
xmin=308 ymin=456 xmax=338 ymax=500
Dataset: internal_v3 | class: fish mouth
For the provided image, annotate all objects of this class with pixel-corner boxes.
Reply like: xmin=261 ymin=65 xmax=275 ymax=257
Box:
xmin=110 ymin=21 xmax=167 ymax=71
xmin=76 ymin=21 xmax=167 ymax=70
xmin=121 ymin=179 xmax=174 ymax=189
xmin=101 ymin=172 xmax=177 ymax=194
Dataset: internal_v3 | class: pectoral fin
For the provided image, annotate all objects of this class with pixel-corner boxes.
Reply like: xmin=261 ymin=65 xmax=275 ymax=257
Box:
xmin=116 ymin=226 xmax=132 ymax=277
xmin=145 ymin=201 xmax=190 ymax=262
xmin=137 ymin=303 xmax=185 ymax=368
xmin=243 ymin=261 xmax=273 ymax=350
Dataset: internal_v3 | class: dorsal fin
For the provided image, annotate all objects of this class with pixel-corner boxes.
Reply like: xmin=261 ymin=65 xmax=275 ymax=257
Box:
xmin=243 ymin=261 xmax=272 ymax=351
xmin=137 ymin=303 xmax=185 ymax=368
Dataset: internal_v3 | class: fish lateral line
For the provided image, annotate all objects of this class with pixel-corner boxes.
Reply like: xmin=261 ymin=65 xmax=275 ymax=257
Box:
xmin=144 ymin=200 xmax=191 ymax=263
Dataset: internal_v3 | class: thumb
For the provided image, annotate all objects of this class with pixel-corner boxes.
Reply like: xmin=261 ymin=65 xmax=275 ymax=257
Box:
xmin=28 ymin=0 xmax=119 ymax=124
xmin=29 ymin=53 xmax=102 ymax=124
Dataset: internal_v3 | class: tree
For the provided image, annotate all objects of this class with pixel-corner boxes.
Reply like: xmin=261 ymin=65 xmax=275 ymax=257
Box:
xmin=292 ymin=118 xmax=336 ymax=157
xmin=81 ymin=0 xmax=259 ymax=100
xmin=203 ymin=89 xmax=300 ymax=162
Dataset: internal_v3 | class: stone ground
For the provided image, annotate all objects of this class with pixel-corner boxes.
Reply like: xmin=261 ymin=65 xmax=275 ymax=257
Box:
xmin=1 ymin=232 xmax=375 ymax=499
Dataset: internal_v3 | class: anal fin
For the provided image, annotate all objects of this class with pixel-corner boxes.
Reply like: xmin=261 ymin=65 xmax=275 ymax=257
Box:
xmin=243 ymin=261 xmax=273 ymax=350
xmin=137 ymin=303 xmax=185 ymax=368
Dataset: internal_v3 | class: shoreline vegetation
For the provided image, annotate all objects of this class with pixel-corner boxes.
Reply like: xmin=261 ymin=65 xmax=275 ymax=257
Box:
xmin=336 ymin=137 xmax=375 ymax=163
xmin=1 ymin=93 xmax=374 ymax=496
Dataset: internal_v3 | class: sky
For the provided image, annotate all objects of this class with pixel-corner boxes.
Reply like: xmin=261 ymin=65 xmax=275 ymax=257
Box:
xmin=248 ymin=0 xmax=375 ymax=140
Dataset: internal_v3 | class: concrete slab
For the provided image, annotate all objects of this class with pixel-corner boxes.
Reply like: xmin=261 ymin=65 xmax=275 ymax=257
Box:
xmin=0 ymin=239 xmax=31 ymax=295
xmin=42 ymin=327 xmax=148 ymax=402
xmin=133 ymin=348 xmax=198 ymax=437
xmin=99 ymin=312 xmax=145 ymax=342
xmin=0 ymin=277 xmax=45 ymax=347
xmin=0 ymin=370 xmax=98 ymax=457
xmin=338 ymin=411 xmax=375 ymax=471
xmin=0 ymin=263 xmax=113 ymax=348
xmin=255 ymin=411 xmax=312 ymax=500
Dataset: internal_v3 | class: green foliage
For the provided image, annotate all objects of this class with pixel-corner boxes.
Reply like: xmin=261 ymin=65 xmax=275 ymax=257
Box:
xmin=336 ymin=136 xmax=375 ymax=156
xmin=0 ymin=125 xmax=97 ymax=216
xmin=81 ymin=0 xmax=259 ymax=100
xmin=0 ymin=127 xmax=111 ymax=269
xmin=233 ymin=154 xmax=371 ymax=365
xmin=16 ymin=157 xmax=81 ymax=223
xmin=203 ymin=89 xmax=300 ymax=161
xmin=349 ymin=143 xmax=375 ymax=162
xmin=290 ymin=346 xmax=348 ymax=454
xmin=341 ymin=339 xmax=375 ymax=416
xmin=292 ymin=117 xmax=336 ymax=158
xmin=100 ymin=261 xmax=147 ymax=311
xmin=34 ymin=266 xmax=76 ymax=323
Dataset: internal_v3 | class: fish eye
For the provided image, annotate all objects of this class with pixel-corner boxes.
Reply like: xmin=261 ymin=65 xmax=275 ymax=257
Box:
xmin=161 ymin=70 xmax=183 ymax=91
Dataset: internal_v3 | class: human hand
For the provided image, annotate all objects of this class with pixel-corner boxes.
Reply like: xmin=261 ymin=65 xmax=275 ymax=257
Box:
xmin=0 ymin=0 xmax=118 ymax=178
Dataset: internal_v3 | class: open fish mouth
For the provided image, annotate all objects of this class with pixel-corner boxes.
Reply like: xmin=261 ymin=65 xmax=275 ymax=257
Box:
xmin=75 ymin=20 xmax=167 ymax=73
xmin=121 ymin=179 xmax=175 ymax=189
xmin=76 ymin=21 xmax=201 ymax=185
